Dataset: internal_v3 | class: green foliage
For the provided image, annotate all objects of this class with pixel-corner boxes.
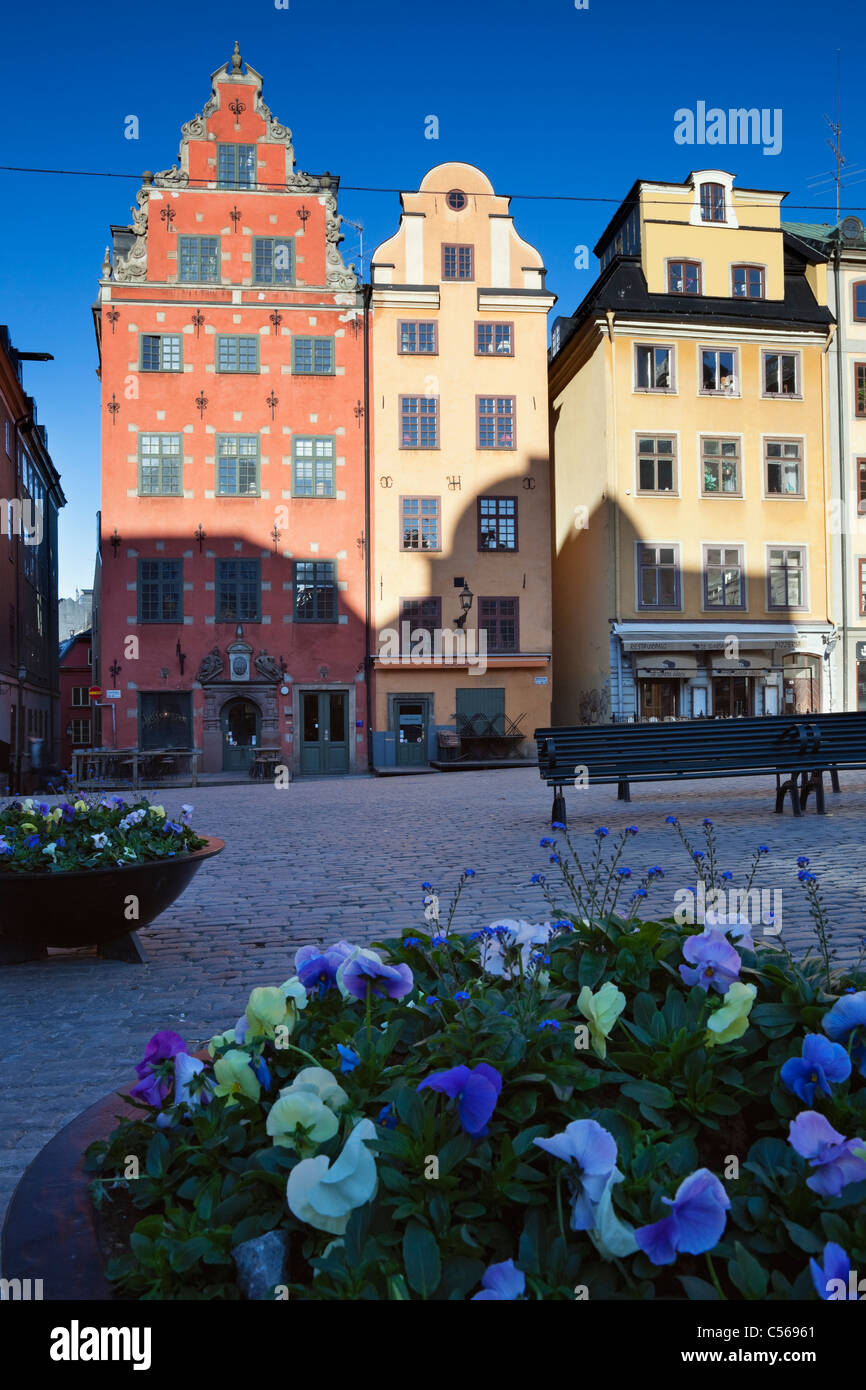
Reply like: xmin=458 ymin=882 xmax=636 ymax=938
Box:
xmin=85 ymin=823 xmax=866 ymax=1300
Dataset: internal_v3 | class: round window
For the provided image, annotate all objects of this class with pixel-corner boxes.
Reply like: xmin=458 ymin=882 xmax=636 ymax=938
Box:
xmin=446 ymin=189 xmax=467 ymax=211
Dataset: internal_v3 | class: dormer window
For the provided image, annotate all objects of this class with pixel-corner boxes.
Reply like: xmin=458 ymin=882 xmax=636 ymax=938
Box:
xmin=217 ymin=144 xmax=257 ymax=189
xmin=732 ymin=265 xmax=765 ymax=299
xmin=700 ymin=182 xmax=725 ymax=222
xmin=668 ymin=260 xmax=701 ymax=295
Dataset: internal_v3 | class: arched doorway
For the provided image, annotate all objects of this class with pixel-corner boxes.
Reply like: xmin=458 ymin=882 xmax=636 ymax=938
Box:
xmin=220 ymin=698 xmax=261 ymax=772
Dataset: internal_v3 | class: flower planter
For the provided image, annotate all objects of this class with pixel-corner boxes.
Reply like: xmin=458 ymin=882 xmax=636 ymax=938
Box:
xmin=0 ymin=838 xmax=224 ymax=963
xmin=1 ymin=1085 xmax=135 ymax=1300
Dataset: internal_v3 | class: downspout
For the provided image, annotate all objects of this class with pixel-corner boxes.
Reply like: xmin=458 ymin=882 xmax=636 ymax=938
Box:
xmin=362 ymin=282 xmax=373 ymax=770
xmin=605 ymin=310 xmax=623 ymax=716
xmin=821 ymin=322 xmax=836 ymax=709
xmin=833 ymin=244 xmax=849 ymax=708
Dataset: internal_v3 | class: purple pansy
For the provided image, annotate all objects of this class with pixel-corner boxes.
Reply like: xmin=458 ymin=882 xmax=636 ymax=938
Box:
xmin=810 ymin=1242 xmax=851 ymax=1300
xmin=780 ymin=1033 xmax=851 ymax=1106
xmin=634 ymin=1168 xmax=730 ymax=1265
xmin=471 ymin=1258 xmax=525 ymax=1301
xmin=295 ymin=940 xmax=355 ymax=995
xmin=822 ymin=992 xmax=866 ymax=1076
xmin=679 ymin=929 xmax=741 ymax=995
xmin=130 ymin=1029 xmax=187 ymax=1107
xmin=533 ymin=1119 xmax=618 ymax=1231
xmin=788 ymin=1112 xmax=866 ymax=1198
xmin=339 ymin=950 xmax=414 ymax=1002
xmin=417 ymin=1063 xmax=503 ymax=1137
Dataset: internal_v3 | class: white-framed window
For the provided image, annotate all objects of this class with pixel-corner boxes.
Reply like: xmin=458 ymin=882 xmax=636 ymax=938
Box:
xmin=763 ymin=351 xmax=801 ymax=398
xmin=636 ymin=435 xmax=677 ymax=494
xmin=764 ymin=437 xmax=805 ymax=497
xmin=635 ymin=344 xmax=675 ymax=392
xmin=767 ymin=545 xmax=808 ymax=610
xmin=700 ymin=347 xmax=739 ymax=395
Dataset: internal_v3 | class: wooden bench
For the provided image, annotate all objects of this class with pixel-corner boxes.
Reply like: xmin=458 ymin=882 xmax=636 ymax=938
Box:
xmin=533 ymin=712 xmax=866 ymax=826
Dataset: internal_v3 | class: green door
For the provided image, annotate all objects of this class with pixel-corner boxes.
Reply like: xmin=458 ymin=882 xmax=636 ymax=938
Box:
xmin=221 ymin=698 xmax=260 ymax=772
xmin=300 ymin=691 xmax=349 ymax=774
xmin=395 ymin=701 xmax=427 ymax=766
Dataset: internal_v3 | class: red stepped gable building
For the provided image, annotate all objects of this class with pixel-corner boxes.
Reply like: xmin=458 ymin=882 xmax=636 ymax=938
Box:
xmin=93 ymin=44 xmax=368 ymax=776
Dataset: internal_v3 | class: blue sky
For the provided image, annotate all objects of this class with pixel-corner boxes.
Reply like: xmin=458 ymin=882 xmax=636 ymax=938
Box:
xmin=0 ymin=0 xmax=860 ymax=594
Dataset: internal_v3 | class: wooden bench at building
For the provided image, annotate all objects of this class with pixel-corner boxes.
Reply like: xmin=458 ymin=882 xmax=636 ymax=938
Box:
xmin=533 ymin=712 xmax=866 ymax=826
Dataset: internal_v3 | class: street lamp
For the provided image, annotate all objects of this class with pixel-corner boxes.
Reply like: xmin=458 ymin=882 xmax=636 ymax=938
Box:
xmin=455 ymin=584 xmax=474 ymax=630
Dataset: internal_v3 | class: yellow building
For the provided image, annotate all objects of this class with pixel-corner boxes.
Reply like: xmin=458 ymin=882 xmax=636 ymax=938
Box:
xmin=369 ymin=163 xmax=555 ymax=767
xmin=549 ymin=169 xmax=835 ymax=724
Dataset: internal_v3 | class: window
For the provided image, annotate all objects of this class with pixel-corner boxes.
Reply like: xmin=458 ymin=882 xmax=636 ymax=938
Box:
xmin=71 ymin=719 xmax=91 ymax=745
xmin=768 ymin=547 xmax=806 ymax=609
xmin=216 ymin=336 xmax=258 ymax=373
xmin=292 ymin=437 xmax=335 ymax=498
xmin=704 ymin=546 xmax=744 ymax=609
xmin=763 ymin=351 xmax=800 ymax=396
xmin=253 ymin=237 xmax=295 ymax=285
xmin=140 ymin=334 xmax=181 ymax=372
xmin=71 ymin=687 xmax=90 ymax=707
xmin=446 ymin=190 xmax=467 ymax=211
xmin=400 ymin=396 xmax=439 ymax=448
xmin=399 ymin=321 xmax=437 ymax=354
xmin=636 ymin=436 xmax=676 ymax=493
xmin=477 ymin=396 xmax=515 ymax=449
xmin=478 ymin=597 xmax=519 ymax=652
xmin=638 ymin=544 xmax=679 ymax=609
xmin=860 ymin=559 xmax=866 ymax=617
xmin=217 ymin=144 xmax=256 ymax=189
xmin=138 ymin=559 xmax=183 ymax=623
xmin=858 ymin=459 xmax=866 ymax=512
xmin=216 ymin=559 xmax=261 ymax=622
xmin=401 ymin=496 xmax=440 ymax=551
xmin=178 ymin=236 xmax=220 ymax=283
xmin=700 ymin=182 xmax=725 ymax=222
xmin=292 ymin=337 xmax=335 ymax=375
xmin=765 ymin=438 xmax=804 ymax=496
xmin=139 ymin=434 xmax=182 ymax=496
xmin=668 ymin=260 xmax=701 ymax=295
xmin=856 ymin=362 xmax=866 ymax=418
xmin=139 ymin=692 xmax=192 ymax=750
xmin=476 ymin=322 xmax=513 ymax=355
xmin=701 ymin=437 xmax=741 ymax=495
xmin=400 ymin=597 xmax=441 ymax=645
xmin=478 ymin=496 xmax=517 ymax=551
xmin=294 ymin=561 xmax=337 ymax=622
xmin=853 ymin=282 xmax=866 ymax=321
xmin=732 ymin=264 xmax=765 ymax=299
xmin=442 ymin=244 xmax=474 ymax=280
xmin=701 ymin=348 xmax=738 ymax=394
xmin=217 ymin=436 xmax=259 ymax=496
xmin=635 ymin=344 xmax=674 ymax=391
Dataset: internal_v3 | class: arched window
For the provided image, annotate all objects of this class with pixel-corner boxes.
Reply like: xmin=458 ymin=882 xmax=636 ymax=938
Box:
xmin=700 ymin=183 xmax=725 ymax=222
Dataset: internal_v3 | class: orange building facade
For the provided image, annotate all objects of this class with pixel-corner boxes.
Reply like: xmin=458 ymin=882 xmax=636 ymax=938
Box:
xmin=94 ymin=46 xmax=368 ymax=776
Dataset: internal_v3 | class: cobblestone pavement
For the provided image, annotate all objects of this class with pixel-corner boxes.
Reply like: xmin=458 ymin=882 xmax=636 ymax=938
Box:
xmin=2 ymin=766 xmax=865 ymax=1234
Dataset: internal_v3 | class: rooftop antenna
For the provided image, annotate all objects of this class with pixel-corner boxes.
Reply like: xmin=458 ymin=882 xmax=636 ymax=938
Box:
xmin=340 ymin=216 xmax=365 ymax=282
xmin=824 ymin=49 xmax=845 ymax=223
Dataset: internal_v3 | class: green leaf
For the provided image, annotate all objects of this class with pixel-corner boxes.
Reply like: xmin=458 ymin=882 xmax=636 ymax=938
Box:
xmin=577 ymin=952 xmax=607 ymax=989
xmin=678 ymin=1275 xmax=722 ymax=1301
xmin=621 ymin=1080 xmax=675 ymax=1109
xmin=728 ymin=1241 xmax=769 ymax=1299
xmin=437 ymin=1132 xmax=472 ymax=1176
xmin=438 ymin=1256 xmax=485 ymax=1299
xmin=782 ymin=1219 xmax=823 ymax=1255
xmin=145 ymin=1132 xmax=169 ymax=1180
xmin=703 ymin=1094 xmax=741 ymax=1115
xmin=403 ymin=1221 xmax=441 ymax=1298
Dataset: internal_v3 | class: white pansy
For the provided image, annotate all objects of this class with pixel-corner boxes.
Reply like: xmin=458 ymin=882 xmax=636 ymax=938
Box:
xmin=286 ymin=1118 xmax=378 ymax=1235
xmin=479 ymin=919 xmax=554 ymax=980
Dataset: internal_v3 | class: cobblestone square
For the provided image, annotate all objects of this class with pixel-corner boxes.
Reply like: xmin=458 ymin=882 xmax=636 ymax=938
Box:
xmin=2 ymin=766 xmax=865 ymax=1233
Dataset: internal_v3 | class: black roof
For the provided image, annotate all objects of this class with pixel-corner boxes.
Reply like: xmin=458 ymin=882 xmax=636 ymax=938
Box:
xmin=552 ymin=241 xmax=833 ymax=360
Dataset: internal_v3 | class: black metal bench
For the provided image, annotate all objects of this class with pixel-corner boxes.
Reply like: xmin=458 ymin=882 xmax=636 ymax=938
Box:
xmin=533 ymin=713 xmax=866 ymax=825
